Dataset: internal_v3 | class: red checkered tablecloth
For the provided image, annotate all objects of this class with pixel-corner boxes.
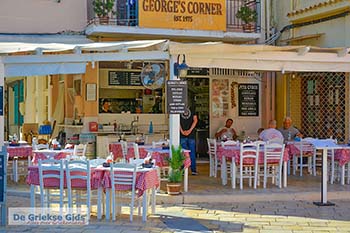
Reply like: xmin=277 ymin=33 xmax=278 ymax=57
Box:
xmin=93 ymin=167 xmax=159 ymax=197
xmin=109 ymin=143 xmax=151 ymax=160
xmin=26 ymin=165 xmax=97 ymax=189
xmin=32 ymin=149 xmax=73 ymax=165
xmin=217 ymin=145 xmax=289 ymax=165
xmin=7 ymin=145 xmax=32 ymax=159
xmin=334 ymin=148 xmax=350 ymax=166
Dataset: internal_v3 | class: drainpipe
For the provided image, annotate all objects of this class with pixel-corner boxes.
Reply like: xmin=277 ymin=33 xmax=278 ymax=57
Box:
xmin=169 ymin=55 xmax=180 ymax=149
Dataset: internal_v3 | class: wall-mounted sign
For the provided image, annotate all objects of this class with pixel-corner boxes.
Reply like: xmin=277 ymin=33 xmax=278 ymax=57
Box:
xmin=238 ymin=83 xmax=259 ymax=117
xmin=187 ymin=68 xmax=209 ymax=76
xmin=166 ymin=80 xmax=187 ymax=114
xmin=139 ymin=0 xmax=226 ymax=31
xmin=108 ymin=71 xmax=142 ymax=86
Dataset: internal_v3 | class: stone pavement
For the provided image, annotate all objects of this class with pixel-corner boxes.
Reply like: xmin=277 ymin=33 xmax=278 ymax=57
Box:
xmin=2 ymin=163 xmax=350 ymax=232
xmin=2 ymin=193 xmax=350 ymax=232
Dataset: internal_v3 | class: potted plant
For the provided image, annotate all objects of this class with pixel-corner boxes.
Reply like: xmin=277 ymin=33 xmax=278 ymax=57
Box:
xmin=236 ymin=4 xmax=258 ymax=32
xmin=166 ymin=145 xmax=185 ymax=195
xmin=93 ymin=0 xmax=116 ymax=24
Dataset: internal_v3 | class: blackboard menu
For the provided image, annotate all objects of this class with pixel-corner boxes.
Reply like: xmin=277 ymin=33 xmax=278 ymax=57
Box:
xmin=166 ymin=80 xmax=188 ymax=114
xmin=238 ymin=83 xmax=259 ymax=117
xmin=108 ymin=71 xmax=142 ymax=86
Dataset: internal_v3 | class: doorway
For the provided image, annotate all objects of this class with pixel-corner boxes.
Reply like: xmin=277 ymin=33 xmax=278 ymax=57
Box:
xmin=185 ymin=77 xmax=209 ymax=158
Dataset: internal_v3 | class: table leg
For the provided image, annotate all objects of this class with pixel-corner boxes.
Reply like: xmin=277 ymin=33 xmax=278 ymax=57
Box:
xmin=184 ymin=168 xmax=188 ymax=192
xmin=221 ymin=156 xmax=227 ymax=186
xmin=151 ymin=188 xmax=156 ymax=214
xmin=97 ymin=187 xmax=102 ymax=220
xmin=313 ymin=148 xmax=334 ymax=206
xmin=30 ymin=185 xmax=35 ymax=207
xmin=142 ymin=190 xmax=148 ymax=222
xmin=105 ymin=189 xmax=110 ymax=221
xmin=283 ymin=161 xmax=287 ymax=188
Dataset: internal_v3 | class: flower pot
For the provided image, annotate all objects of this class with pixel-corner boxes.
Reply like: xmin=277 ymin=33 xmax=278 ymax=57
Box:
xmin=242 ymin=24 xmax=255 ymax=33
xmin=99 ymin=16 xmax=109 ymax=24
xmin=166 ymin=183 xmax=182 ymax=195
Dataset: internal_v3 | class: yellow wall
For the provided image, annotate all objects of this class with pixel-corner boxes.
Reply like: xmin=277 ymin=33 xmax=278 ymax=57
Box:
xmin=83 ymin=63 xmax=98 ymax=117
xmin=275 ymin=73 xmax=287 ymax=128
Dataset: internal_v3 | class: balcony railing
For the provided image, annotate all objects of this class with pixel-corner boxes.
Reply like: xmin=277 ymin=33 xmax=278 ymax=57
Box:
xmin=87 ymin=0 xmax=260 ymax=33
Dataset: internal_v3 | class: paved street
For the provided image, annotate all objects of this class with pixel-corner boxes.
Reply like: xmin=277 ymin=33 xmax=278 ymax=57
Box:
xmin=2 ymin=192 xmax=350 ymax=232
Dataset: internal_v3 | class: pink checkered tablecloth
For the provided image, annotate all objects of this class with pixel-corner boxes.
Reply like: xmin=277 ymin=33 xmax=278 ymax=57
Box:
xmin=93 ymin=167 xmax=159 ymax=197
xmin=145 ymin=148 xmax=191 ymax=169
xmin=26 ymin=165 xmax=98 ymax=189
xmin=109 ymin=143 xmax=151 ymax=161
xmin=109 ymin=143 xmax=191 ymax=168
xmin=32 ymin=149 xmax=73 ymax=165
xmin=334 ymin=148 xmax=350 ymax=166
xmin=286 ymin=142 xmax=314 ymax=159
xmin=217 ymin=145 xmax=289 ymax=165
xmin=7 ymin=145 xmax=32 ymax=159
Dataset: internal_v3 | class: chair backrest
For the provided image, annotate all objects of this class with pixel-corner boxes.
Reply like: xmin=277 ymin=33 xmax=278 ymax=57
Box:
xmin=133 ymin=143 xmax=140 ymax=159
xmin=65 ymin=160 xmax=91 ymax=190
xmin=267 ymin=137 xmax=284 ymax=145
xmin=73 ymin=144 xmax=87 ymax=157
xmin=38 ymin=159 xmax=64 ymax=191
xmin=240 ymin=142 xmax=259 ymax=165
xmin=294 ymin=140 xmax=314 ymax=156
xmin=207 ymin=138 xmax=217 ymax=155
xmin=221 ymin=140 xmax=238 ymax=147
xmin=120 ymin=141 xmax=128 ymax=161
xmin=110 ymin=163 xmax=137 ymax=193
xmin=152 ymin=139 xmax=169 ymax=148
xmin=264 ymin=143 xmax=285 ymax=166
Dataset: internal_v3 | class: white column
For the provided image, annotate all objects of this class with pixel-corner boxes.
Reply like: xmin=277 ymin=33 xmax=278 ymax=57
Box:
xmin=169 ymin=55 xmax=180 ymax=149
xmin=0 ymin=59 xmax=4 ymax=147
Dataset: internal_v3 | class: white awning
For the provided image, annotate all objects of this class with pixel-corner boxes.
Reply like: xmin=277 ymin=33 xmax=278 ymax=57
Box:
xmin=169 ymin=42 xmax=350 ymax=72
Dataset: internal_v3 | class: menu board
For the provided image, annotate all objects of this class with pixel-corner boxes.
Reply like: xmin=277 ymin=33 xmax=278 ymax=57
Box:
xmin=238 ymin=83 xmax=259 ymax=117
xmin=166 ymin=80 xmax=188 ymax=114
xmin=108 ymin=71 xmax=142 ymax=86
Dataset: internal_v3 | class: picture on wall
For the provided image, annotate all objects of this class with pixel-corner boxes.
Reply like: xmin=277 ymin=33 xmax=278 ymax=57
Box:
xmin=212 ymin=79 xmax=229 ymax=118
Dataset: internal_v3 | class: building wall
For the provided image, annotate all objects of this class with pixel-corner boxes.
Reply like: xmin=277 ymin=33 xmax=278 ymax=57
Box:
xmin=0 ymin=0 xmax=87 ymax=33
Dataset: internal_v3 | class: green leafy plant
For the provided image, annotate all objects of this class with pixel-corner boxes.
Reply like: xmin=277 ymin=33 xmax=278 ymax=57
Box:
xmin=236 ymin=5 xmax=258 ymax=24
xmin=167 ymin=145 xmax=185 ymax=183
xmin=93 ymin=0 xmax=116 ymax=18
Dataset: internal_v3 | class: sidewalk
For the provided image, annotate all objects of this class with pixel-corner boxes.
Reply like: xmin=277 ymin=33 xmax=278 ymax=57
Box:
xmin=2 ymin=193 xmax=350 ymax=232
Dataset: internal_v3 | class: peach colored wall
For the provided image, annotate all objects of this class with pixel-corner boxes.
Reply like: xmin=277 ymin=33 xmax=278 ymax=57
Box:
xmin=0 ymin=0 xmax=87 ymax=33
xmin=82 ymin=63 xmax=98 ymax=117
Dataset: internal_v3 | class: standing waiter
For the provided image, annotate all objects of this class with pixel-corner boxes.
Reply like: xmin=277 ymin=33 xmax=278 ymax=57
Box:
xmin=180 ymin=106 xmax=198 ymax=175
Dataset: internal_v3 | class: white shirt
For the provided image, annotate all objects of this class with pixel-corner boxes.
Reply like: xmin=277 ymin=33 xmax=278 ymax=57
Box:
xmin=259 ymin=128 xmax=284 ymax=142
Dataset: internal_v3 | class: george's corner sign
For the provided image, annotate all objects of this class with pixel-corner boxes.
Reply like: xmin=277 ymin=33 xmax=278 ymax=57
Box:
xmin=139 ymin=0 xmax=226 ymax=31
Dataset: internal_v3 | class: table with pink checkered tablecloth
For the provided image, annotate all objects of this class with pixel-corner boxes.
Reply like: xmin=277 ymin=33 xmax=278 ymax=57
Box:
xmin=217 ymin=144 xmax=289 ymax=188
xmin=109 ymin=142 xmax=151 ymax=161
xmin=31 ymin=149 xmax=74 ymax=165
xmin=7 ymin=145 xmax=32 ymax=159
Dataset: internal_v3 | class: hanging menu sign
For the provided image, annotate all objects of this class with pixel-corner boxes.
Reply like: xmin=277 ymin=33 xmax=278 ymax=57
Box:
xmin=108 ymin=71 xmax=142 ymax=86
xmin=166 ymin=80 xmax=187 ymax=114
xmin=238 ymin=83 xmax=259 ymax=117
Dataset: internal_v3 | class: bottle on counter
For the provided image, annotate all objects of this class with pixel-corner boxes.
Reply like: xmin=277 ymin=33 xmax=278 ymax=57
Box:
xmin=148 ymin=121 xmax=153 ymax=134
xmin=114 ymin=120 xmax=117 ymax=132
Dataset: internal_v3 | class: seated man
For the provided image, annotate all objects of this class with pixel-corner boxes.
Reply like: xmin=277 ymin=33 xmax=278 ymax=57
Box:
xmin=215 ymin=118 xmax=238 ymax=141
xmin=278 ymin=116 xmax=303 ymax=141
xmin=259 ymin=120 xmax=284 ymax=142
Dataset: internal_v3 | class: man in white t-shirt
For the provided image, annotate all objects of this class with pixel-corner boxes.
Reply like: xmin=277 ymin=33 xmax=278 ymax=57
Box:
xmin=215 ymin=118 xmax=237 ymax=141
xmin=259 ymin=120 xmax=284 ymax=142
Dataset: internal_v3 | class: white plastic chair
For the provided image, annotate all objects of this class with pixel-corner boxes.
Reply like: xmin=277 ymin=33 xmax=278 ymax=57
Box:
xmin=292 ymin=140 xmax=315 ymax=176
xmin=232 ymin=142 xmax=259 ymax=190
xmin=133 ymin=143 xmax=140 ymax=159
xmin=120 ymin=141 xmax=128 ymax=162
xmin=73 ymin=144 xmax=87 ymax=158
xmin=263 ymin=143 xmax=285 ymax=188
xmin=38 ymin=159 xmax=65 ymax=208
xmin=267 ymin=137 xmax=284 ymax=145
xmin=65 ymin=160 xmax=91 ymax=220
xmin=110 ymin=163 xmax=140 ymax=222
xmin=207 ymin=138 xmax=217 ymax=177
